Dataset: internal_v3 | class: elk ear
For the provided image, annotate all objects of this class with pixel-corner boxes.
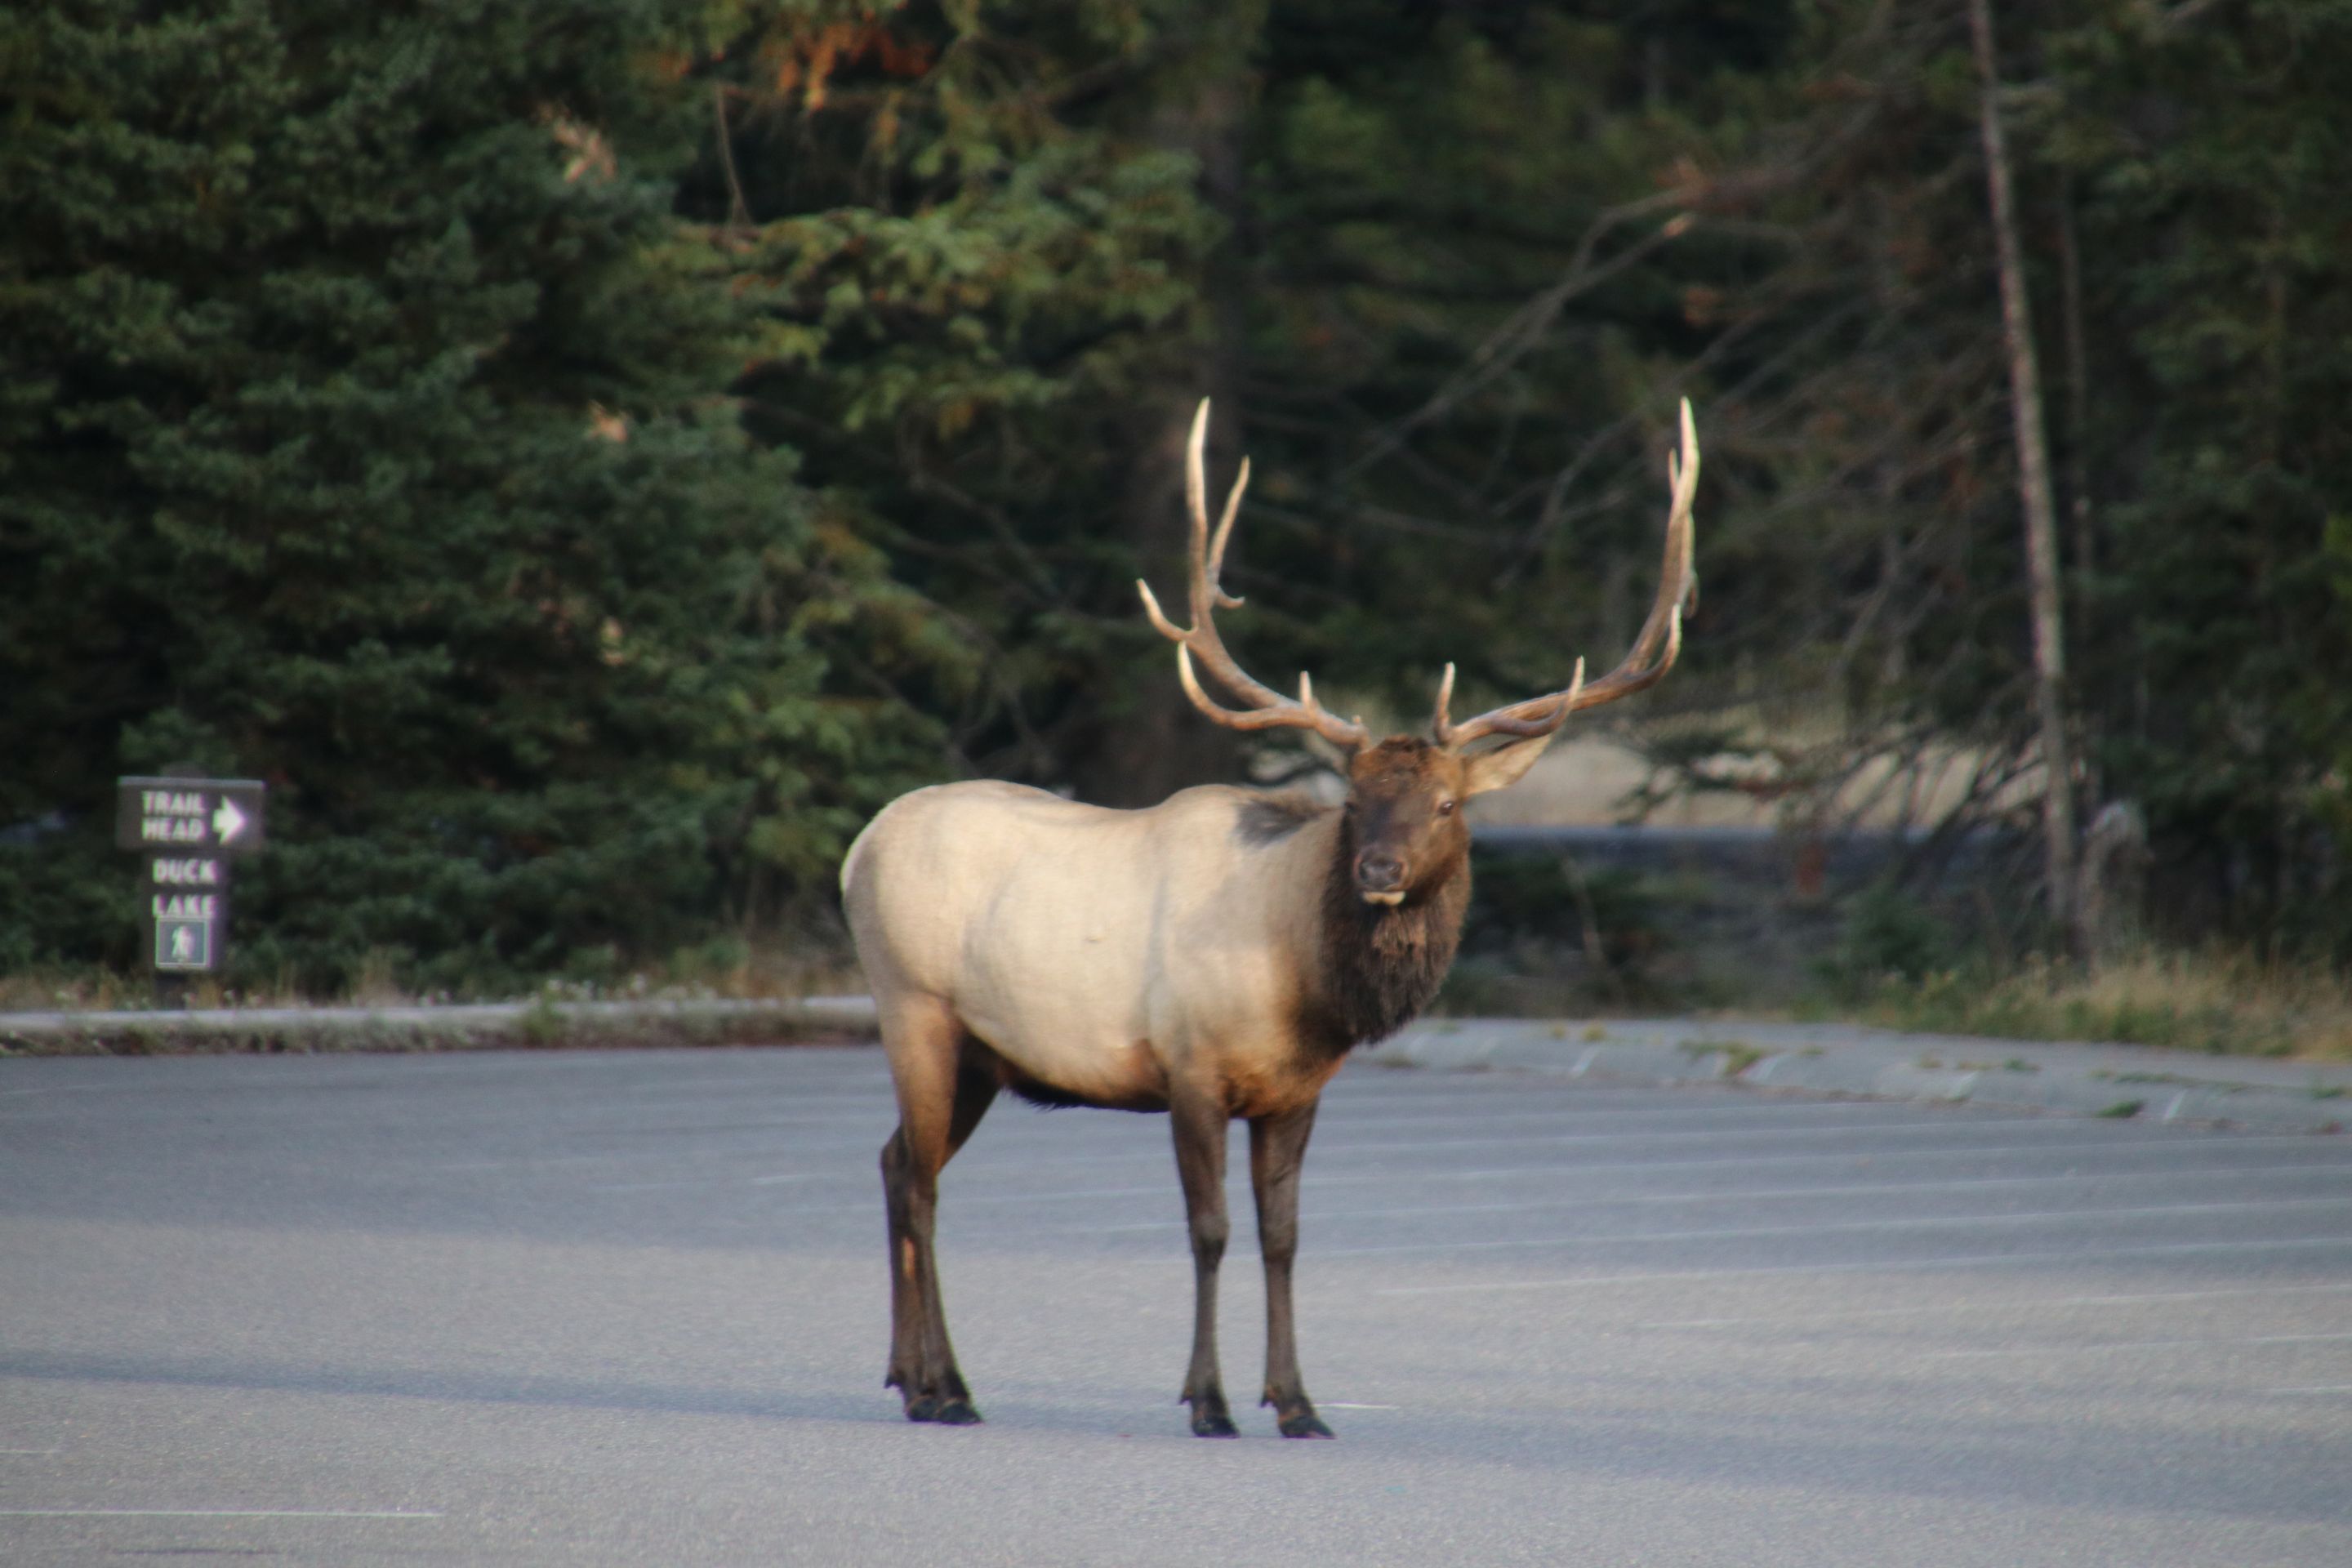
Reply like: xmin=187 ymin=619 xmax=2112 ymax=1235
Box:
xmin=1459 ymin=733 xmax=1556 ymax=796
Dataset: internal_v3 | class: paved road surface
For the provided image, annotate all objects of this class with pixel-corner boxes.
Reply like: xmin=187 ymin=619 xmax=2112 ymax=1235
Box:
xmin=3 ymin=1047 xmax=2349 ymax=1566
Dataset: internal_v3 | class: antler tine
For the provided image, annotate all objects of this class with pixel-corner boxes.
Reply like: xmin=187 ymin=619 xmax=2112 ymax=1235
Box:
xmin=1208 ymin=457 xmax=1249 ymax=597
xmin=1138 ymin=400 xmax=1371 ymax=751
xmin=1186 ymin=399 xmax=1248 ymax=610
xmin=1435 ymin=398 xmax=1699 ymax=750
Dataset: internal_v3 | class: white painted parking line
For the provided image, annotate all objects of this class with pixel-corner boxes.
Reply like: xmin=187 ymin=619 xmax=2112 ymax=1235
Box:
xmin=1321 ymin=1195 xmax=2352 ymax=1257
xmin=1269 ymin=1101 xmax=1939 ymax=1134
xmin=776 ymin=1182 xmax=1211 ymax=1217
xmin=940 ymin=1119 xmax=2259 ymax=1177
xmin=1374 ymin=1234 xmax=2352 ymax=1295
xmin=0 ymin=1508 xmax=441 ymax=1519
xmin=437 ymin=1143 xmax=883 ymax=1173
xmin=1932 ymin=1331 xmax=2352 ymax=1359
xmin=2267 ymin=1385 xmax=2352 ymax=1395
xmin=1071 ymin=1164 xmax=2352 ymax=1233
xmin=1199 ymin=1117 xmax=2150 ymax=1159
xmin=1288 ymin=1135 xmax=2352 ymax=1180
xmin=591 ymin=1171 xmax=832 ymax=1192
xmin=1387 ymin=1085 xmax=1908 ymax=1102
xmin=532 ymin=1113 xmax=2139 ymax=1179
xmin=951 ymin=1183 xmax=1192 ymax=1205
xmin=1638 ymin=1280 xmax=2352 ymax=1330
xmin=752 ymin=1137 xmax=2352 ymax=1211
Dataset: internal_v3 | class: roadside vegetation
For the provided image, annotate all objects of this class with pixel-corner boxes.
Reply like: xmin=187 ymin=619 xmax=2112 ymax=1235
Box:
xmin=1818 ymin=952 xmax=2352 ymax=1063
xmin=0 ymin=933 xmax=864 ymax=1017
xmin=1802 ymin=882 xmax=2352 ymax=1061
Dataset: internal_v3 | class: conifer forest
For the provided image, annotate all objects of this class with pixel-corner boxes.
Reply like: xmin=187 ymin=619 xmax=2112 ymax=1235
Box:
xmin=3 ymin=1 xmax=2347 ymax=1012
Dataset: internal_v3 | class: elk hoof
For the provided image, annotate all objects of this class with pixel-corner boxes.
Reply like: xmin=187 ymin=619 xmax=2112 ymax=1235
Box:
xmin=905 ymin=1395 xmax=983 ymax=1425
xmin=1276 ymin=1409 xmax=1335 ymax=1439
xmin=1186 ymin=1395 xmax=1239 ymax=1438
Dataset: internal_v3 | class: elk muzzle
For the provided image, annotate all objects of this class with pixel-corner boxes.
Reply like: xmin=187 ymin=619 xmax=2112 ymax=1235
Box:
xmin=1355 ymin=851 xmax=1407 ymax=906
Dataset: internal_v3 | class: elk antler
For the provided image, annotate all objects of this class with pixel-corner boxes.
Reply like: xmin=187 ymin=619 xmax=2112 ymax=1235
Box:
xmin=1432 ymin=398 xmax=1700 ymax=750
xmin=1138 ymin=402 xmax=1372 ymax=751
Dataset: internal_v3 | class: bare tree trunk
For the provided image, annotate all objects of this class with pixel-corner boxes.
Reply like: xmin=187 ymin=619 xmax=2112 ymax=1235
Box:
xmin=1969 ymin=0 xmax=2080 ymax=955
xmin=2056 ymin=171 xmax=2094 ymax=601
xmin=2056 ymin=168 xmax=2100 ymax=812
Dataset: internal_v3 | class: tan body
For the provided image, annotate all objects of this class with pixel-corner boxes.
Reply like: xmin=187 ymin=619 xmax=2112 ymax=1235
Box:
xmin=844 ymin=748 xmax=1474 ymax=1439
xmin=843 ymin=780 xmax=1348 ymax=1120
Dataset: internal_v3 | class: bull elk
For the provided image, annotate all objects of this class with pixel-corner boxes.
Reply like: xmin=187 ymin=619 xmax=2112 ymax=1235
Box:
xmin=841 ymin=399 xmax=1699 ymax=1436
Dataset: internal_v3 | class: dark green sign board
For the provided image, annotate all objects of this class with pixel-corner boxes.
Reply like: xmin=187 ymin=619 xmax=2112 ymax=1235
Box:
xmin=116 ymin=777 xmax=267 ymax=975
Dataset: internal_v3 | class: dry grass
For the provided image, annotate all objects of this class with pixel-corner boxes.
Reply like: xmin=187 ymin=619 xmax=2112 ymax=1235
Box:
xmin=0 ymin=968 xmax=171 ymax=1013
xmin=0 ymin=932 xmax=866 ymax=1017
xmin=1848 ymin=950 xmax=2352 ymax=1062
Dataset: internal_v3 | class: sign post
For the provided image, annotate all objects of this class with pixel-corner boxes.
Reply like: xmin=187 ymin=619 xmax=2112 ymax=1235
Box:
xmin=115 ymin=777 xmax=268 ymax=992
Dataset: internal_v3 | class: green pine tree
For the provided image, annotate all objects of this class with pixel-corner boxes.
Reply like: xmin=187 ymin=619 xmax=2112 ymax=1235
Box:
xmin=0 ymin=0 xmax=960 ymax=990
xmin=679 ymin=0 xmax=1245 ymax=800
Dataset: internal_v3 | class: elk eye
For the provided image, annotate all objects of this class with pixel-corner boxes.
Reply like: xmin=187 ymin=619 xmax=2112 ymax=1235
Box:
xmin=1435 ymin=799 xmax=1456 ymax=817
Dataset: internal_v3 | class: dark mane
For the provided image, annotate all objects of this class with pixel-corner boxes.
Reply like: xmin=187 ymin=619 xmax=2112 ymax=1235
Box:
xmin=1233 ymin=790 xmax=1329 ymax=845
xmin=1299 ymin=811 xmax=1468 ymax=1058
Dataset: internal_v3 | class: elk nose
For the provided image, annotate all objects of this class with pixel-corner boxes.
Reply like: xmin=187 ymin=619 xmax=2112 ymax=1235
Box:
xmin=1355 ymin=852 xmax=1406 ymax=894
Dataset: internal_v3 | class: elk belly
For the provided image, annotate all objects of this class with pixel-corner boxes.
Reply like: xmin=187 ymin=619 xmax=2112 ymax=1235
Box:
xmin=954 ymin=880 xmax=1165 ymax=1104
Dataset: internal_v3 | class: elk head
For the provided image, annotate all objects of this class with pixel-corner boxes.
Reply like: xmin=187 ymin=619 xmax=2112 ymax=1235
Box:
xmin=1138 ymin=399 xmax=1699 ymax=907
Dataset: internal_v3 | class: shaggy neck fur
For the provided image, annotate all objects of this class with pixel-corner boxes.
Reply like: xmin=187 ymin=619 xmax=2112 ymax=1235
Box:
xmin=1303 ymin=810 xmax=1470 ymax=1055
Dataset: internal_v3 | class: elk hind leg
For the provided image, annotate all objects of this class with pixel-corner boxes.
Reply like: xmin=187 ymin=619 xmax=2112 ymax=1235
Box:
xmin=1170 ymin=1084 xmax=1236 ymax=1437
xmin=1252 ymin=1099 xmax=1333 ymax=1437
xmin=880 ymin=1004 xmax=998 ymax=1424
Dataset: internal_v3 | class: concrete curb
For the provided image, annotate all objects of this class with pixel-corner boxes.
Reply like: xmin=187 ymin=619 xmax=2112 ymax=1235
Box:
xmin=0 ymin=995 xmax=880 ymax=1055
xmin=1365 ymin=1018 xmax=2352 ymax=1135
xmin=5 ymin=998 xmax=2345 ymax=1136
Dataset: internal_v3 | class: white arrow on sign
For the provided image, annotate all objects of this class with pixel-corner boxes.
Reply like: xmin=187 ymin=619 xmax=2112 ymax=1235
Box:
xmin=212 ymin=798 xmax=247 ymax=843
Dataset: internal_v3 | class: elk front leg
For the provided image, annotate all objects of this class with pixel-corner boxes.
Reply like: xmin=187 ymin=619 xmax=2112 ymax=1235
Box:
xmin=1169 ymin=1084 xmax=1236 ymax=1437
xmin=1251 ymin=1098 xmax=1333 ymax=1437
xmin=880 ymin=1017 xmax=998 ymax=1425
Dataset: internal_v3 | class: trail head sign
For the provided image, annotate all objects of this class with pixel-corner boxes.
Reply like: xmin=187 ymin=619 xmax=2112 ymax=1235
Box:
xmin=117 ymin=779 xmax=267 ymax=853
xmin=116 ymin=777 xmax=266 ymax=974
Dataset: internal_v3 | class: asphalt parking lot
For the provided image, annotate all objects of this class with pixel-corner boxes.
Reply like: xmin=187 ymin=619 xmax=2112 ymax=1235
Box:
xmin=3 ymin=1045 xmax=2349 ymax=1566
